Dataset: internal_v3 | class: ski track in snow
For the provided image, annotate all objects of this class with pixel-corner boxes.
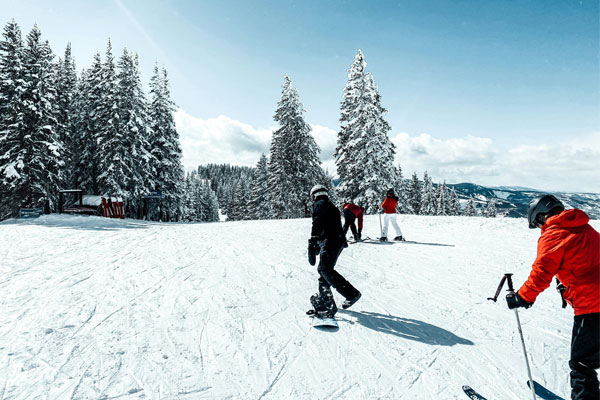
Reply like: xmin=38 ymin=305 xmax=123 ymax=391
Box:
xmin=1 ymin=214 xmax=597 ymax=399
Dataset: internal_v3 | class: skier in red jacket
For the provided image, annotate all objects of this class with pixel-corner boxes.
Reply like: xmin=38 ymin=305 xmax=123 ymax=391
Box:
xmin=342 ymin=202 xmax=364 ymax=241
xmin=506 ymin=194 xmax=599 ymax=400
xmin=380 ymin=188 xmax=404 ymax=242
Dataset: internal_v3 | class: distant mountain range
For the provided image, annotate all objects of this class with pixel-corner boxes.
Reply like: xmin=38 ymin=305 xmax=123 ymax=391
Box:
xmin=446 ymin=183 xmax=600 ymax=219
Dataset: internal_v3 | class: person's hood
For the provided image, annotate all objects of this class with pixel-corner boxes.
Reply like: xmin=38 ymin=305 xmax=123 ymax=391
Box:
xmin=543 ymin=209 xmax=590 ymax=231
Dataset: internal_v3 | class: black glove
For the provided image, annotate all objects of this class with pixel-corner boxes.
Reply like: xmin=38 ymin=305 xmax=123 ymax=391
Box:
xmin=506 ymin=291 xmax=533 ymax=310
xmin=308 ymin=237 xmax=319 ymax=266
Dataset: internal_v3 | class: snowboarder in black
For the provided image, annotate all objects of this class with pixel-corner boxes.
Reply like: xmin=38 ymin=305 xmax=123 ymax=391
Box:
xmin=307 ymin=184 xmax=361 ymax=318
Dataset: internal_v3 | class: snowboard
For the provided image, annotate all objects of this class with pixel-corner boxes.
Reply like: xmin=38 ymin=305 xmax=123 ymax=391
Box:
xmin=527 ymin=380 xmax=565 ymax=400
xmin=311 ymin=316 xmax=338 ymax=329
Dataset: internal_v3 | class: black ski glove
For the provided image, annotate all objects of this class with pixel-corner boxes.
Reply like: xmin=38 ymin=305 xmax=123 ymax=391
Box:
xmin=506 ymin=291 xmax=533 ymax=310
xmin=308 ymin=237 xmax=319 ymax=266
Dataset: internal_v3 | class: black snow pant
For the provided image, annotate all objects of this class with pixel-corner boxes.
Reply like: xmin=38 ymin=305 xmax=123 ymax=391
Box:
xmin=314 ymin=243 xmax=360 ymax=316
xmin=570 ymin=313 xmax=600 ymax=400
xmin=342 ymin=209 xmax=358 ymax=237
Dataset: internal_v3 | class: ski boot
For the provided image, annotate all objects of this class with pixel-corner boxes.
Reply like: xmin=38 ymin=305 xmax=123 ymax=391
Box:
xmin=379 ymin=236 xmax=388 ymax=242
xmin=342 ymin=291 xmax=362 ymax=310
xmin=393 ymin=236 xmax=405 ymax=241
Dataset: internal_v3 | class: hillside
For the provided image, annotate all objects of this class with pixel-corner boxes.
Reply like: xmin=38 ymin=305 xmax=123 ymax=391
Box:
xmin=1 ymin=214 xmax=598 ymax=399
xmin=446 ymin=183 xmax=600 ymax=219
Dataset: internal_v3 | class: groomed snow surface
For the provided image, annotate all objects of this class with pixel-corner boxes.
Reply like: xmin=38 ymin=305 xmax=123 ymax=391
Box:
xmin=2 ymin=214 xmax=597 ymax=399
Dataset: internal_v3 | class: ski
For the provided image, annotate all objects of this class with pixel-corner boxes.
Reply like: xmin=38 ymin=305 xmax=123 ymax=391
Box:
xmin=527 ymin=380 xmax=565 ymax=400
xmin=462 ymin=385 xmax=488 ymax=400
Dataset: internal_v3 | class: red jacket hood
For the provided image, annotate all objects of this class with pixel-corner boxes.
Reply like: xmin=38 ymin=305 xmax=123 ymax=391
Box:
xmin=543 ymin=209 xmax=589 ymax=232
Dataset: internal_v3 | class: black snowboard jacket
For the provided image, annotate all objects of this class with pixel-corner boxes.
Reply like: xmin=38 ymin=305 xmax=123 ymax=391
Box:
xmin=311 ymin=196 xmax=347 ymax=250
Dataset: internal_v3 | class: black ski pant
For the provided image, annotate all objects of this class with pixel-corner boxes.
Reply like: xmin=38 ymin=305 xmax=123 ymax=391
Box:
xmin=570 ymin=312 xmax=599 ymax=400
xmin=342 ymin=209 xmax=358 ymax=237
xmin=317 ymin=244 xmax=360 ymax=306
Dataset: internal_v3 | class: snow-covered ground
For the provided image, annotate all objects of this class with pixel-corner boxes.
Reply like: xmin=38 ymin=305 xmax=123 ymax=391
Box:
xmin=1 ymin=214 xmax=597 ymax=399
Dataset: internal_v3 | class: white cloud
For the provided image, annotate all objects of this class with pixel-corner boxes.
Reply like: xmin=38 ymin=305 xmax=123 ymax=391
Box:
xmin=175 ymin=108 xmax=599 ymax=193
xmin=175 ymin=109 xmax=272 ymax=169
xmin=391 ymin=131 xmax=600 ymax=193
xmin=175 ymin=109 xmax=338 ymax=171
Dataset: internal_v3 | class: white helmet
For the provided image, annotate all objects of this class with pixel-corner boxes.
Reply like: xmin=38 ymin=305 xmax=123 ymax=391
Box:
xmin=310 ymin=184 xmax=328 ymax=201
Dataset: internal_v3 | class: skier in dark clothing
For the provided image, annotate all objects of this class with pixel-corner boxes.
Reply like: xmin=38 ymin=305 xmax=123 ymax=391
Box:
xmin=307 ymin=185 xmax=361 ymax=318
xmin=342 ymin=202 xmax=364 ymax=241
xmin=506 ymin=194 xmax=599 ymax=400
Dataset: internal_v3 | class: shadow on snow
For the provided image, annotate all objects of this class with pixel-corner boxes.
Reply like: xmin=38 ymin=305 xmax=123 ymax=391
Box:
xmin=340 ymin=310 xmax=473 ymax=346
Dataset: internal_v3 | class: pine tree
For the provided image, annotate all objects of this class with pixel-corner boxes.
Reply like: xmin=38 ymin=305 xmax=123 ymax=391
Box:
xmin=335 ymin=50 xmax=396 ymax=213
xmin=393 ymin=164 xmax=408 ymax=213
xmin=406 ymin=172 xmax=421 ymax=214
xmin=321 ymin=169 xmax=339 ymax=207
xmin=10 ymin=24 xmax=62 ymax=211
xmin=464 ymin=196 xmax=476 ymax=216
xmin=54 ymin=43 xmax=77 ymax=188
xmin=436 ymin=181 xmax=448 ymax=216
xmin=96 ymin=39 xmax=127 ymax=197
xmin=117 ymin=49 xmax=154 ymax=217
xmin=71 ymin=61 xmax=102 ymax=194
xmin=448 ymin=188 xmax=461 ymax=216
xmin=268 ymin=75 xmax=321 ymax=219
xmin=486 ymin=198 xmax=497 ymax=217
xmin=148 ymin=65 xmax=185 ymax=221
xmin=420 ymin=171 xmax=436 ymax=215
xmin=184 ymin=171 xmax=219 ymax=222
xmin=0 ymin=20 xmax=27 ymax=218
xmin=227 ymin=182 xmax=248 ymax=221
xmin=248 ymin=154 xmax=270 ymax=220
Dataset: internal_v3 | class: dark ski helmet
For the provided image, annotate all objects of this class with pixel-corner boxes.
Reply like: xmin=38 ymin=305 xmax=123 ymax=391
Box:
xmin=386 ymin=188 xmax=395 ymax=195
xmin=310 ymin=184 xmax=328 ymax=201
xmin=527 ymin=194 xmax=564 ymax=229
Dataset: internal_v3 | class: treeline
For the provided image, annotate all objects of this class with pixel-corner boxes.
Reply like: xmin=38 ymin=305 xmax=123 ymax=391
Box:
xmin=0 ymin=19 xmax=187 ymax=220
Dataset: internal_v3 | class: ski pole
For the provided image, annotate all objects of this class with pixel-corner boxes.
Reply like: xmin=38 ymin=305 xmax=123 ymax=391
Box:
xmin=505 ymin=274 xmax=536 ymax=400
xmin=378 ymin=210 xmax=383 ymax=238
xmin=488 ymin=273 xmax=536 ymax=400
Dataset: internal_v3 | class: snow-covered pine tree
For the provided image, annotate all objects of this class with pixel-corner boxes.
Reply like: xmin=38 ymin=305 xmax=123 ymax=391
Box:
xmin=96 ymin=40 xmax=127 ymax=198
xmin=0 ymin=20 xmax=28 ymax=218
xmin=71 ymin=62 xmax=102 ymax=194
xmin=227 ymin=182 xmax=248 ymax=221
xmin=321 ymin=169 xmax=339 ymax=207
xmin=393 ymin=164 xmax=408 ymax=213
xmin=267 ymin=75 xmax=321 ymax=218
xmin=464 ymin=196 xmax=476 ymax=216
xmin=335 ymin=50 xmax=396 ymax=213
xmin=183 ymin=171 xmax=219 ymax=222
xmin=436 ymin=181 xmax=448 ymax=216
xmin=54 ymin=43 xmax=77 ymax=189
xmin=117 ymin=49 xmax=154 ymax=217
xmin=406 ymin=172 xmax=421 ymax=214
xmin=13 ymin=24 xmax=63 ymax=211
xmin=148 ymin=65 xmax=185 ymax=221
xmin=248 ymin=154 xmax=270 ymax=220
xmin=420 ymin=171 xmax=436 ymax=215
xmin=198 ymin=180 xmax=219 ymax=222
xmin=267 ymin=128 xmax=293 ymax=219
xmin=486 ymin=198 xmax=497 ymax=217
xmin=448 ymin=187 xmax=461 ymax=216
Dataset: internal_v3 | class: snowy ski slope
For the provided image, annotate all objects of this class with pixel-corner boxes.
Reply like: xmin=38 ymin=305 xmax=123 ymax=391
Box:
xmin=1 ymin=214 xmax=598 ymax=399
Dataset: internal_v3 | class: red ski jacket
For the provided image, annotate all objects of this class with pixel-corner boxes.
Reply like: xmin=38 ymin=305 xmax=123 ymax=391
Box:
xmin=519 ymin=209 xmax=600 ymax=315
xmin=342 ymin=203 xmax=364 ymax=230
xmin=381 ymin=195 xmax=398 ymax=214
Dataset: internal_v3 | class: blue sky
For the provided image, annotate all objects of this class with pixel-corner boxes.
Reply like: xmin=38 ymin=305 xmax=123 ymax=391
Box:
xmin=3 ymin=0 xmax=599 ymax=192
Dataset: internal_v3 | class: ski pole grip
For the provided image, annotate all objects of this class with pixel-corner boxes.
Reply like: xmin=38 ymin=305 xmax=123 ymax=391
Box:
xmin=505 ymin=273 xmax=515 ymax=293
